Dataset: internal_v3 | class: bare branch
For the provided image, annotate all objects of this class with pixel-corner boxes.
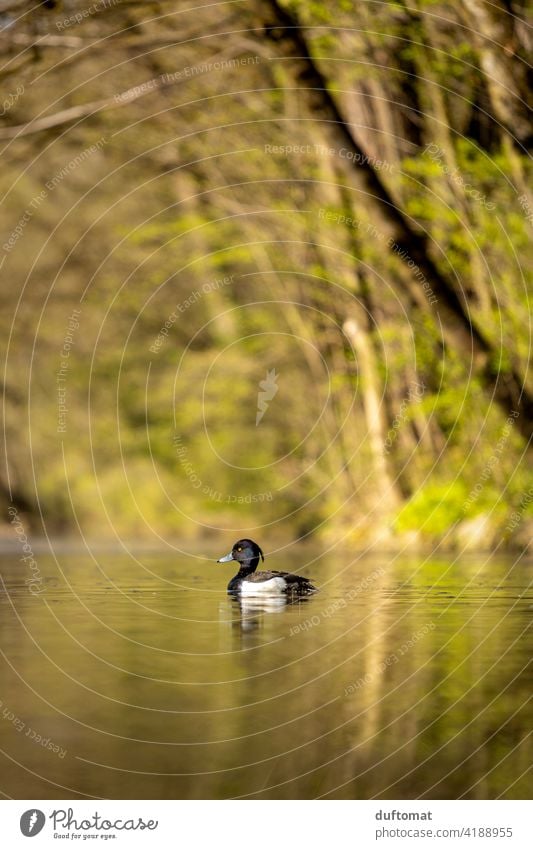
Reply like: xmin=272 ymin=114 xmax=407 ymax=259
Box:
xmin=0 ymin=45 xmax=247 ymax=139
xmin=7 ymin=33 xmax=86 ymax=48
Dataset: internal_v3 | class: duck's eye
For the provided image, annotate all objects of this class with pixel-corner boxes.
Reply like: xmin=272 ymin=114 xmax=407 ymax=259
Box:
xmin=236 ymin=546 xmax=242 ymax=551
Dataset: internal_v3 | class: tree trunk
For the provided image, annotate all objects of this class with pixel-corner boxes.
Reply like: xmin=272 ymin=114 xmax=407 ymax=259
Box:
xmin=252 ymin=0 xmax=533 ymax=443
xmin=461 ymin=0 xmax=532 ymax=150
xmin=343 ymin=317 xmax=402 ymax=510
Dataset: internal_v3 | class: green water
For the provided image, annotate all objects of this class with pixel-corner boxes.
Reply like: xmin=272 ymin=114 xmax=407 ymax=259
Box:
xmin=0 ymin=546 xmax=531 ymax=799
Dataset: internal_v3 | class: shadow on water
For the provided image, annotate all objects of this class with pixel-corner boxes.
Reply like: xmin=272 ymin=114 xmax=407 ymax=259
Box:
xmin=0 ymin=547 xmax=531 ymax=799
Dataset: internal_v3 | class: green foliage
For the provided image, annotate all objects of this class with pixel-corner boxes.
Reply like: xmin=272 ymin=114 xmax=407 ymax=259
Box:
xmin=395 ymin=480 xmax=469 ymax=536
xmin=1 ymin=0 xmax=531 ymax=548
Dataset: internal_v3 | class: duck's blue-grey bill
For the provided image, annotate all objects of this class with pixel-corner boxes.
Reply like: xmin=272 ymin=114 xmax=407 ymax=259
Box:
xmin=217 ymin=552 xmax=234 ymax=563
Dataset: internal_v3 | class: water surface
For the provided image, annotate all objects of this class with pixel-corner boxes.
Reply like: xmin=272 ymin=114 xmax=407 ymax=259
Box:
xmin=0 ymin=546 xmax=531 ymax=799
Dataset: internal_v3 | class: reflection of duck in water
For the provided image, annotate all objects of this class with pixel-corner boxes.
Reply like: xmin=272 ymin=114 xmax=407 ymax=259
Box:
xmin=217 ymin=539 xmax=317 ymax=596
xmin=228 ymin=589 xmax=311 ymax=633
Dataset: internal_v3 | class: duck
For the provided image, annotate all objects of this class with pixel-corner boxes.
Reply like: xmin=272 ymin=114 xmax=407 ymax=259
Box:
xmin=217 ymin=538 xmax=317 ymax=596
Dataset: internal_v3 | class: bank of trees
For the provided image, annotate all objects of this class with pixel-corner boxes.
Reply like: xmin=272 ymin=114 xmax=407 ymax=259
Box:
xmin=1 ymin=0 xmax=531 ymax=548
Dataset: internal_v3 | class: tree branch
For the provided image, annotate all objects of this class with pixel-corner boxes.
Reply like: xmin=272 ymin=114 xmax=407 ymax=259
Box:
xmin=0 ymin=45 xmax=246 ymax=139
